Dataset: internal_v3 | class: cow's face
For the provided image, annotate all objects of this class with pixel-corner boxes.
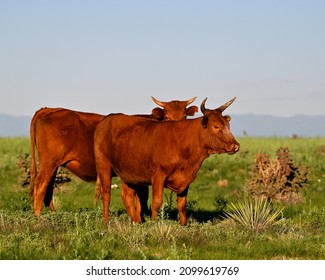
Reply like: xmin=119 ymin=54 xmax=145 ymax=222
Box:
xmin=201 ymin=98 xmax=240 ymax=155
xmin=151 ymin=97 xmax=198 ymax=121
xmin=162 ymin=101 xmax=198 ymax=121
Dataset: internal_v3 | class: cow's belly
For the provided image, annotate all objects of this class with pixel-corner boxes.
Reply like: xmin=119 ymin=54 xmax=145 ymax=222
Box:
xmin=115 ymin=169 xmax=152 ymax=186
xmin=110 ymin=154 xmax=152 ymax=185
xmin=65 ymin=160 xmax=97 ymax=182
xmin=165 ymin=169 xmax=197 ymax=194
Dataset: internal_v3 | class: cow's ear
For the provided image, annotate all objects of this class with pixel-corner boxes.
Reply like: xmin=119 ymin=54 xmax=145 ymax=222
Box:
xmin=202 ymin=116 xmax=208 ymax=128
xmin=186 ymin=106 xmax=198 ymax=116
xmin=152 ymin=107 xmax=164 ymax=120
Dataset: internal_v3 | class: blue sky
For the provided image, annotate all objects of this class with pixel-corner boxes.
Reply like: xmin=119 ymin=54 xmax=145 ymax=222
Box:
xmin=1 ymin=0 xmax=324 ymax=117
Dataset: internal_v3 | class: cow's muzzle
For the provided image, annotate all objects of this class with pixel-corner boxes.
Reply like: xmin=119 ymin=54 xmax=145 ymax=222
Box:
xmin=228 ymin=143 xmax=240 ymax=155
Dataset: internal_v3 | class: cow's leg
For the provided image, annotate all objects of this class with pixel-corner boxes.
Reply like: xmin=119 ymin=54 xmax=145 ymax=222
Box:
xmin=97 ymin=169 xmax=112 ymax=222
xmin=95 ymin=146 xmax=113 ymax=221
xmin=177 ymin=187 xmax=189 ymax=226
xmin=33 ymin=166 xmax=58 ymax=216
xmin=93 ymin=176 xmax=102 ymax=206
xmin=44 ymin=172 xmax=57 ymax=211
xmin=135 ymin=186 xmax=150 ymax=220
xmin=121 ymin=182 xmax=142 ymax=224
xmin=151 ymin=175 xmax=166 ymax=221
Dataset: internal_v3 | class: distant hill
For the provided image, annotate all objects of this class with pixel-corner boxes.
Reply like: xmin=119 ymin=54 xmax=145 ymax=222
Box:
xmin=231 ymin=114 xmax=325 ymax=137
xmin=0 ymin=114 xmax=30 ymax=137
xmin=0 ymin=113 xmax=325 ymax=137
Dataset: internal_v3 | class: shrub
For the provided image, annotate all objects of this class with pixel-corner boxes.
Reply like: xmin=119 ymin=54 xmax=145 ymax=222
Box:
xmin=17 ymin=153 xmax=72 ymax=188
xmin=213 ymin=195 xmax=228 ymax=214
xmin=247 ymin=147 xmax=308 ymax=204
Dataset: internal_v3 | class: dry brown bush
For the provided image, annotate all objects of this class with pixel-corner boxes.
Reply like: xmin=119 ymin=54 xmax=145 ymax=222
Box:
xmin=248 ymin=147 xmax=308 ymax=204
xmin=17 ymin=153 xmax=71 ymax=188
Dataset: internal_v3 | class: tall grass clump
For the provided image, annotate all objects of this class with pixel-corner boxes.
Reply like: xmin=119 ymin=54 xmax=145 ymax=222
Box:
xmin=225 ymin=197 xmax=284 ymax=232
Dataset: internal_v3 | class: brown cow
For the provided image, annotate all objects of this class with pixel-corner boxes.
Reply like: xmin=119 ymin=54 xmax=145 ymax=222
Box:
xmin=30 ymin=108 xmax=104 ymax=215
xmin=30 ymin=97 xmax=198 ymax=216
xmin=94 ymin=97 xmax=240 ymax=225
xmin=118 ymin=97 xmax=198 ymax=219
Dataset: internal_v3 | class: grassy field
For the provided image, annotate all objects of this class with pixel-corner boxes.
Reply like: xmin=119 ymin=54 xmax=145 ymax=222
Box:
xmin=0 ymin=137 xmax=325 ymax=259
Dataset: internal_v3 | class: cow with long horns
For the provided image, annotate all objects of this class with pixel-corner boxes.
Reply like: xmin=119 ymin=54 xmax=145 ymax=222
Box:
xmin=94 ymin=97 xmax=240 ymax=225
xmin=116 ymin=96 xmax=198 ymax=219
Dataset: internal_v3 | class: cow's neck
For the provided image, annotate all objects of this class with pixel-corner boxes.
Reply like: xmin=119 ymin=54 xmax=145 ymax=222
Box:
xmin=163 ymin=120 xmax=210 ymax=194
xmin=173 ymin=117 xmax=212 ymax=162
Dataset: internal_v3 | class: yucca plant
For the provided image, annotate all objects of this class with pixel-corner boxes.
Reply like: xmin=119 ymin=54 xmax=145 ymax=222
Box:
xmin=225 ymin=197 xmax=284 ymax=232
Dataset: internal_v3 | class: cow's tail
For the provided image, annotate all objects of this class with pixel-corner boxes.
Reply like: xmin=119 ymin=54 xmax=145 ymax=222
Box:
xmin=29 ymin=112 xmax=38 ymax=202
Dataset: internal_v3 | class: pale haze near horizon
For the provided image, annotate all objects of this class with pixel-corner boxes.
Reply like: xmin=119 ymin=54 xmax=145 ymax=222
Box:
xmin=1 ymin=1 xmax=324 ymax=118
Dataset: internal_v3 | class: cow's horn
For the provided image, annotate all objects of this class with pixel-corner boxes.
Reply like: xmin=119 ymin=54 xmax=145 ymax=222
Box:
xmin=151 ymin=96 xmax=166 ymax=107
xmin=200 ymin=97 xmax=208 ymax=114
xmin=185 ymin=96 xmax=197 ymax=105
xmin=217 ymin=97 xmax=236 ymax=112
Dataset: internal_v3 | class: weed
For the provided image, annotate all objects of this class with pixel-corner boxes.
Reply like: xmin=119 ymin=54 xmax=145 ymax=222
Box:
xmin=213 ymin=195 xmax=228 ymax=214
xmin=151 ymin=219 xmax=181 ymax=242
xmin=163 ymin=190 xmax=174 ymax=212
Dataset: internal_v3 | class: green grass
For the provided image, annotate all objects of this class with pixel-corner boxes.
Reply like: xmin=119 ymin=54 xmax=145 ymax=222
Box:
xmin=1 ymin=137 xmax=325 ymax=259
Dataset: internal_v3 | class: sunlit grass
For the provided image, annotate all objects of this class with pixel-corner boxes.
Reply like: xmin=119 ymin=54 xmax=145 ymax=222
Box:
xmin=1 ymin=137 xmax=325 ymax=259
